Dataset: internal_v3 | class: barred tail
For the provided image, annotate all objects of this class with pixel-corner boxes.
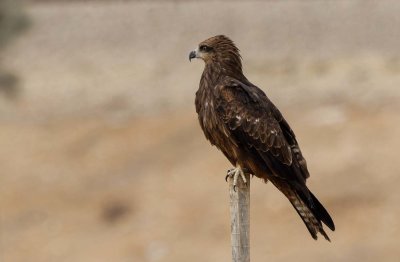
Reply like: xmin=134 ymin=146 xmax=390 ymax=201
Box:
xmin=286 ymin=189 xmax=335 ymax=241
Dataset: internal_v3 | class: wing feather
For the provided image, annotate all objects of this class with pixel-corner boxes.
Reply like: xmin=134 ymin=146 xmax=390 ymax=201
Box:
xmin=214 ymin=77 xmax=311 ymax=186
xmin=216 ymin=79 xmax=312 ymax=203
xmin=215 ymin=78 xmax=292 ymax=165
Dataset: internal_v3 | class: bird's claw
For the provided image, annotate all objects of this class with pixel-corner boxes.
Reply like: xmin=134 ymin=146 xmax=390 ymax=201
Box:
xmin=225 ymin=174 xmax=230 ymax=182
xmin=226 ymin=166 xmax=250 ymax=191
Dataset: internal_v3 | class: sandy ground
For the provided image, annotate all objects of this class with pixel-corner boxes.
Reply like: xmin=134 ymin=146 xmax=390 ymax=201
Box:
xmin=1 ymin=1 xmax=400 ymax=261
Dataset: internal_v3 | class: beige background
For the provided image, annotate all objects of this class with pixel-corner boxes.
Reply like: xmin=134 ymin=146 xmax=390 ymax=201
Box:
xmin=1 ymin=1 xmax=399 ymax=261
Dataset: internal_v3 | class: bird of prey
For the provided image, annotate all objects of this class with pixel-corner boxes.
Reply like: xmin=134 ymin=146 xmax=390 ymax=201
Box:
xmin=189 ymin=35 xmax=335 ymax=241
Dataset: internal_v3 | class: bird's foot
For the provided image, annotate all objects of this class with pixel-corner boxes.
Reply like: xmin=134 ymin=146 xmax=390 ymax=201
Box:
xmin=225 ymin=166 xmax=251 ymax=191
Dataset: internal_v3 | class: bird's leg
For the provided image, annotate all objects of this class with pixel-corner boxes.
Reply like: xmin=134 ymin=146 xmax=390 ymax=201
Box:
xmin=225 ymin=165 xmax=251 ymax=191
xmin=225 ymin=167 xmax=251 ymax=181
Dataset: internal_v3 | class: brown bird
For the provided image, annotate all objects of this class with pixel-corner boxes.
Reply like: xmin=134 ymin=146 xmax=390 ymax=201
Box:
xmin=189 ymin=35 xmax=335 ymax=241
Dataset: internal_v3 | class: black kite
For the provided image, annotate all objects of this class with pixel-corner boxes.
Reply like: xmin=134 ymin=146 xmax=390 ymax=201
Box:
xmin=189 ymin=35 xmax=335 ymax=241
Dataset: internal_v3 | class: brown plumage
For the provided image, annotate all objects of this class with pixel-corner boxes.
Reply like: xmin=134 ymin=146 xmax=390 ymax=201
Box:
xmin=189 ymin=35 xmax=335 ymax=241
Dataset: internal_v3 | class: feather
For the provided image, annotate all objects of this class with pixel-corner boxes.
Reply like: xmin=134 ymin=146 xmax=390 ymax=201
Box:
xmin=193 ymin=35 xmax=334 ymax=241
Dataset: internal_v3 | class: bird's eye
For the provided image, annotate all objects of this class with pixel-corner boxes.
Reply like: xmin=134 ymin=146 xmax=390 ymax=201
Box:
xmin=200 ymin=45 xmax=212 ymax=52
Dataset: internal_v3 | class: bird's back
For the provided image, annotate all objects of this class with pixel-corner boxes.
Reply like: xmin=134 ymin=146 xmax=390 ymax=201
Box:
xmin=191 ymin=35 xmax=335 ymax=240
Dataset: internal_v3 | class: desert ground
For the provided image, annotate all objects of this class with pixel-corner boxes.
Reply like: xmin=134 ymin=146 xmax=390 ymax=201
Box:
xmin=1 ymin=1 xmax=400 ymax=261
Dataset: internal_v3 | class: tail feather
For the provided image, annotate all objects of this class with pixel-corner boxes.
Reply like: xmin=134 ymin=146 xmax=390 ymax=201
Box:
xmin=309 ymin=191 xmax=335 ymax=231
xmin=269 ymin=178 xmax=335 ymax=241
xmin=287 ymin=190 xmax=334 ymax=241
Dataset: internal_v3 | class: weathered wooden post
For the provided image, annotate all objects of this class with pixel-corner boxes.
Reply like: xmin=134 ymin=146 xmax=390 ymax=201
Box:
xmin=228 ymin=173 xmax=250 ymax=262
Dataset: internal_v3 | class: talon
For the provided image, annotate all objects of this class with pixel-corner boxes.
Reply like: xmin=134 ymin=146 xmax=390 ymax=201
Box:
xmin=226 ymin=165 xmax=251 ymax=190
xmin=227 ymin=169 xmax=235 ymax=176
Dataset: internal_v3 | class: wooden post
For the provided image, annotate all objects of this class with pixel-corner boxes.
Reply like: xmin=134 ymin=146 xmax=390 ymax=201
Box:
xmin=229 ymin=173 xmax=250 ymax=262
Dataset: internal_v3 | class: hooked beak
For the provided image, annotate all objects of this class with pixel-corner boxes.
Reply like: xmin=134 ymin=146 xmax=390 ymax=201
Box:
xmin=189 ymin=50 xmax=196 ymax=62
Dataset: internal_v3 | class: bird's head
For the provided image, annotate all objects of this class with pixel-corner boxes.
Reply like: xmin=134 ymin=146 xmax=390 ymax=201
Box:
xmin=189 ymin=35 xmax=242 ymax=69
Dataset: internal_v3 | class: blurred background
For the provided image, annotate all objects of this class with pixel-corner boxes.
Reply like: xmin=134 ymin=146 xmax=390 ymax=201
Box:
xmin=1 ymin=0 xmax=400 ymax=261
